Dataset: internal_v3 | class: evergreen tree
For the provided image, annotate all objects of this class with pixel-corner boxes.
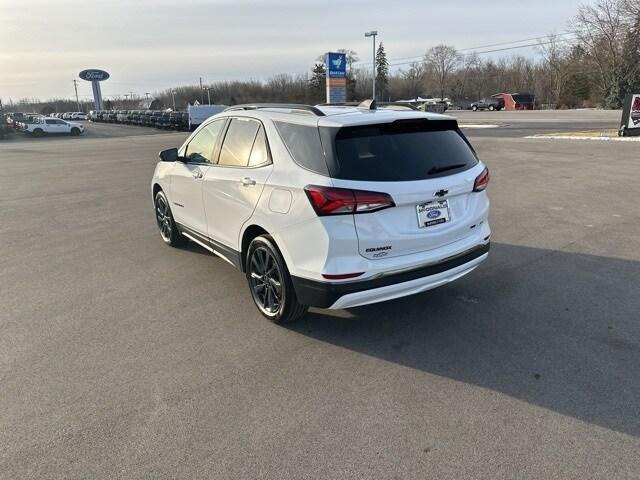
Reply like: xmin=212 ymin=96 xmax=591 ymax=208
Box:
xmin=375 ymin=43 xmax=389 ymax=101
xmin=309 ymin=63 xmax=326 ymax=102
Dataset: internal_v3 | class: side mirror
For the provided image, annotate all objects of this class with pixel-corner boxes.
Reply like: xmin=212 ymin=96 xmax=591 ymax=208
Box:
xmin=159 ymin=147 xmax=178 ymax=162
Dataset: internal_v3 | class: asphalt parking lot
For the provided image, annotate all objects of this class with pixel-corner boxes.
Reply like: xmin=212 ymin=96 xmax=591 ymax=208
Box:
xmin=1 ymin=113 xmax=639 ymax=479
xmin=453 ymin=109 xmax=623 ymax=137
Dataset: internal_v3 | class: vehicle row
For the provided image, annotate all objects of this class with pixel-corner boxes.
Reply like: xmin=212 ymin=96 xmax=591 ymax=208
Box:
xmin=90 ymin=110 xmax=190 ymax=131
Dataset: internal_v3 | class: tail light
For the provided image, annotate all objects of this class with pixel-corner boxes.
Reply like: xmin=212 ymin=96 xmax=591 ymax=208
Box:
xmin=473 ymin=167 xmax=490 ymax=192
xmin=304 ymin=185 xmax=395 ymax=216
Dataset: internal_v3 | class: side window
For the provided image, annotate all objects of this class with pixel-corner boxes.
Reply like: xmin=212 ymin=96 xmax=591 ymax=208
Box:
xmin=218 ymin=118 xmax=260 ymax=167
xmin=46 ymin=119 xmax=56 ymax=124
xmin=273 ymin=121 xmax=329 ymax=175
xmin=184 ymin=120 xmax=224 ymax=164
xmin=248 ymin=126 xmax=270 ymax=167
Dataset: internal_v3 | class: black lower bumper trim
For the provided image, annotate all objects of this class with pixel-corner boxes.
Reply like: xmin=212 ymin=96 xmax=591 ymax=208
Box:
xmin=291 ymin=243 xmax=490 ymax=308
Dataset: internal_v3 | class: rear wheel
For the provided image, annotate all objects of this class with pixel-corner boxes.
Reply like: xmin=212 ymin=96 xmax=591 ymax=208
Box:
xmin=246 ymin=235 xmax=308 ymax=324
xmin=489 ymin=105 xmax=495 ymax=111
xmin=154 ymin=190 xmax=185 ymax=247
xmin=472 ymin=105 xmax=478 ymax=112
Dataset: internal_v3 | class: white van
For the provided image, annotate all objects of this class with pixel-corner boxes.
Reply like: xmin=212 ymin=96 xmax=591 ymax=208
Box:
xmin=187 ymin=104 xmax=226 ymax=130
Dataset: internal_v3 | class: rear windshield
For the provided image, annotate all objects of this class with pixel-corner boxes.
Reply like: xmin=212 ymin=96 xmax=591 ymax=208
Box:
xmin=329 ymin=120 xmax=478 ymax=181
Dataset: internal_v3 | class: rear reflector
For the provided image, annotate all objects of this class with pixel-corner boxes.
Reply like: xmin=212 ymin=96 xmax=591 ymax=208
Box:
xmin=304 ymin=185 xmax=395 ymax=216
xmin=473 ymin=167 xmax=490 ymax=192
xmin=322 ymin=272 xmax=365 ymax=280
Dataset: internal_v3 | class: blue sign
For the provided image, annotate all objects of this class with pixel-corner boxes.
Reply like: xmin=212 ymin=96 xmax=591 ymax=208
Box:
xmin=79 ymin=69 xmax=110 ymax=82
xmin=326 ymin=52 xmax=346 ymax=78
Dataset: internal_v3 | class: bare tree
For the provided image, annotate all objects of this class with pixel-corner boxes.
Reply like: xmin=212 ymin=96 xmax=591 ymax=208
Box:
xmin=571 ymin=0 xmax=627 ymax=105
xmin=400 ymin=61 xmax=427 ymax=100
xmin=537 ymin=34 xmax=570 ymax=106
xmin=424 ymin=45 xmax=460 ymax=101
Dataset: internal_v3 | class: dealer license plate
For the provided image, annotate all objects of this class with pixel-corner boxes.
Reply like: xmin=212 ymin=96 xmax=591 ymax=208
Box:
xmin=417 ymin=200 xmax=450 ymax=228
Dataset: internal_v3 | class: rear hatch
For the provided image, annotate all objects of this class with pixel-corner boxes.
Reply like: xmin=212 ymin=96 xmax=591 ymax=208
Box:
xmin=326 ymin=119 xmax=485 ymax=260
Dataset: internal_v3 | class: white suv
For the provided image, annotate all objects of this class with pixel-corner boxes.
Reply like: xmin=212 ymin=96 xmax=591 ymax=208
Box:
xmin=151 ymin=102 xmax=491 ymax=323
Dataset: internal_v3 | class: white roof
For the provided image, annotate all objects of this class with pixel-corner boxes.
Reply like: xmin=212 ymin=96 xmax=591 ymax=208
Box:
xmin=219 ymin=105 xmax=454 ymax=127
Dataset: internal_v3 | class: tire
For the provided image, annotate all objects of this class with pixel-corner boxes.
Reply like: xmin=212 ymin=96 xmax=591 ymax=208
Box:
xmin=154 ymin=190 xmax=185 ymax=247
xmin=246 ymin=235 xmax=308 ymax=324
xmin=472 ymin=105 xmax=478 ymax=112
xmin=32 ymin=128 xmax=44 ymax=137
xmin=70 ymin=127 xmax=81 ymax=136
xmin=489 ymin=105 xmax=495 ymax=111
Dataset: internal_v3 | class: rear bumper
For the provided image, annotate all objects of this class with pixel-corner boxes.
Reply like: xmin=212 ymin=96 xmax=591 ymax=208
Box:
xmin=292 ymin=242 xmax=489 ymax=309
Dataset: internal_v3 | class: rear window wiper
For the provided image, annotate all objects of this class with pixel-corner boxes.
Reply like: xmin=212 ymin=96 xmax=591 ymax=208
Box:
xmin=427 ymin=163 xmax=467 ymax=175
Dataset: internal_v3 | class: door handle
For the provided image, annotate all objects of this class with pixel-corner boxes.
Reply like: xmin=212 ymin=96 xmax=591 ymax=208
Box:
xmin=192 ymin=169 xmax=203 ymax=179
xmin=241 ymin=177 xmax=256 ymax=186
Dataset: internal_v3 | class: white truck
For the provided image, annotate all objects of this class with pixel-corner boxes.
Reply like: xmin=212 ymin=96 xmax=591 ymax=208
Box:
xmin=21 ymin=117 xmax=85 ymax=136
xmin=187 ymin=104 xmax=226 ymax=130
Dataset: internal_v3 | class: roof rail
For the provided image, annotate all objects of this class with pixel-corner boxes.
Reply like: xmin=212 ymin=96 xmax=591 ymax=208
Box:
xmin=317 ymin=101 xmax=418 ymax=111
xmin=224 ymin=103 xmax=325 ymax=116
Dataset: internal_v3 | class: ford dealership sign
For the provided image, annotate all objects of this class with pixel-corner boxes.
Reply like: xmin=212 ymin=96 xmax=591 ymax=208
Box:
xmin=79 ymin=69 xmax=110 ymax=82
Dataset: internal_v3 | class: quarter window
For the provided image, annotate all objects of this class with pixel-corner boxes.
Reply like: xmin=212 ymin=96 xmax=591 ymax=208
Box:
xmin=184 ymin=120 xmax=224 ymax=164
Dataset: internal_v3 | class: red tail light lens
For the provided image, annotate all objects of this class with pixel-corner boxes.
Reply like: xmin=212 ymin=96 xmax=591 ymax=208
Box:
xmin=473 ymin=167 xmax=490 ymax=192
xmin=304 ymin=185 xmax=395 ymax=216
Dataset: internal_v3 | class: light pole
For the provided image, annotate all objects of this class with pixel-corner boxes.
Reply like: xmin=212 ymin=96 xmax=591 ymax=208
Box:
xmin=171 ymin=90 xmax=176 ymax=111
xmin=204 ymin=87 xmax=211 ymax=105
xmin=364 ymin=30 xmax=378 ymax=101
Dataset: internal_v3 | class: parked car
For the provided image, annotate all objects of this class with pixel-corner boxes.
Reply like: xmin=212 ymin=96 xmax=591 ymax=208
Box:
xmin=69 ymin=112 xmax=88 ymax=120
xmin=149 ymin=111 xmax=164 ymax=127
xmin=140 ymin=110 xmax=154 ymax=126
xmin=169 ymin=111 xmax=188 ymax=131
xmin=470 ymin=97 xmax=504 ymax=111
xmin=116 ymin=110 xmax=129 ymax=123
xmin=128 ymin=110 xmax=139 ymax=125
xmin=156 ymin=112 xmax=172 ymax=129
xmin=21 ymin=117 xmax=84 ymax=136
xmin=151 ymin=102 xmax=491 ymax=324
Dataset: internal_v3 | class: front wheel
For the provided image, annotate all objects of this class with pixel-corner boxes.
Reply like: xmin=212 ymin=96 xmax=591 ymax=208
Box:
xmin=246 ymin=235 xmax=308 ymax=324
xmin=32 ymin=128 xmax=44 ymax=137
xmin=154 ymin=190 xmax=185 ymax=247
xmin=489 ymin=105 xmax=495 ymax=111
xmin=70 ymin=127 xmax=81 ymax=136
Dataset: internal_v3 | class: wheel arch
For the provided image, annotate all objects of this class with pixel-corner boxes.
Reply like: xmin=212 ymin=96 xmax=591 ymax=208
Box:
xmin=240 ymin=225 xmax=270 ymax=272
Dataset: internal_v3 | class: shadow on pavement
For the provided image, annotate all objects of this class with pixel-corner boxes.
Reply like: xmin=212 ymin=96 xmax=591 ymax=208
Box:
xmin=288 ymin=242 xmax=640 ymax=437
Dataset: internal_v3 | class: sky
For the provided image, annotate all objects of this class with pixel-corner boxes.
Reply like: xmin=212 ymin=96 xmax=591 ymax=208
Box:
xmin=0 ymin=0 xmax=586 ymax=102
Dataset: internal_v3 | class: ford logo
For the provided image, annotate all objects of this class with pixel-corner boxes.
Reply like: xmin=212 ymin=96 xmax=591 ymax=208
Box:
xmin=427 ymin=210 xmax=441 ymax=219
xmin=79 ymin=69 xmax=110 ymax=82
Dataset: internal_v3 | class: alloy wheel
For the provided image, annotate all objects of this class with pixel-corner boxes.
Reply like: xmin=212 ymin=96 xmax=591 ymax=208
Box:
xmin=249 ymin=247 xmax=283 ymax=316
xmin=155 ymin=195 xmax=172 ymax=242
